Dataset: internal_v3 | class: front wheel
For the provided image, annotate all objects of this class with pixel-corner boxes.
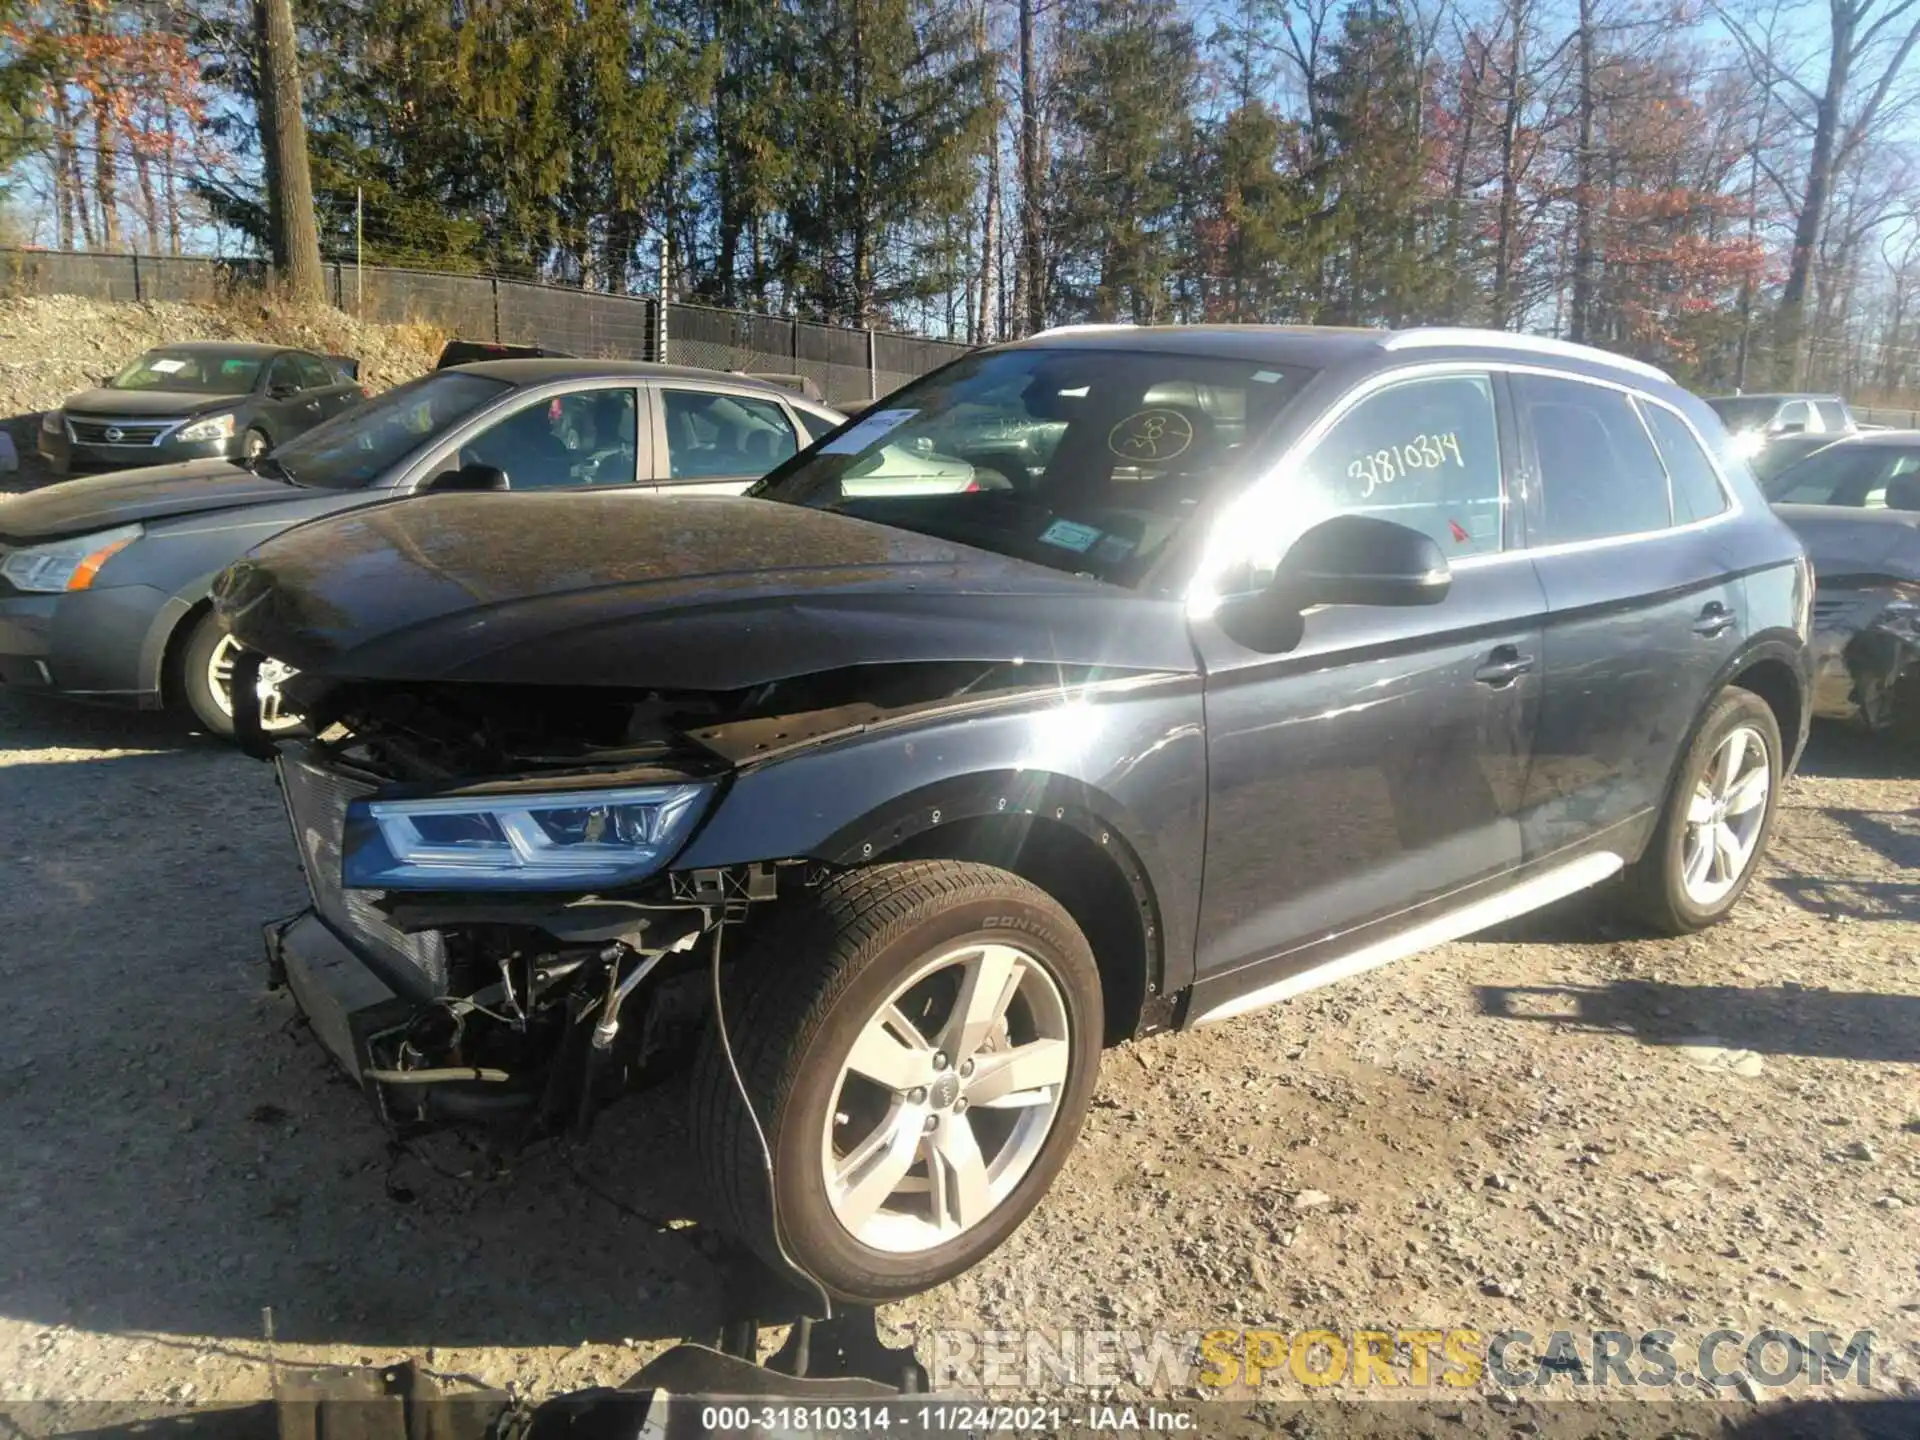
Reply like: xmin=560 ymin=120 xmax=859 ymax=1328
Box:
xmin=177 ymin=611 xmax=304 ymax=738
xmin=1625 ymin=686 xmax=1782 ymax=934
xmin=690 ymin=861 xmax=1103 ymax=1303
xmin=241 ymin=426 xmax=271 ymax=462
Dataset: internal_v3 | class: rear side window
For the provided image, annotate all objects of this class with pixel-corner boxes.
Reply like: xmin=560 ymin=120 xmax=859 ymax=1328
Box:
xmin=1814 ymin=400 xmax=1849 ymax=431
xmin=663 ymin=389 xmax=799 ymax=479
xmin=1296 ymin=372 xmax=1505 ymax=557
xmin=1639 ymin=402 xmax=1729 ymax=524
xmin=1517 ymin=375 xmax=1671 ymax=543
xmin=295 ymin=353 xmax=337 ymax=389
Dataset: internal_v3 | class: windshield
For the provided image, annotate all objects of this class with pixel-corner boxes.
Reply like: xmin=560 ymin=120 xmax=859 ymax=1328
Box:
xmin=266 ymin=371 xmax=510 ymax=488
xmin=1707 ymin=397 xmax=1782 ymax=431
xmin=751 ymin=348 xmax=1315 ymax=586
xmin=1764 ymin=442 xmax=1920 ymax=506
xmin=110 ymin=349 xmax=263 ymax=395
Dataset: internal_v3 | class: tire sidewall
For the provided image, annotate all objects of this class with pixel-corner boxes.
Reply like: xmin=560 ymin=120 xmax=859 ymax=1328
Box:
xmin=243 ymin=427 xmax=271 ymax=460
xmin=769 ymin=891 xmax=1102 ymax=1301
xmin=1655 ymin=691 xmax=1782 ymax=928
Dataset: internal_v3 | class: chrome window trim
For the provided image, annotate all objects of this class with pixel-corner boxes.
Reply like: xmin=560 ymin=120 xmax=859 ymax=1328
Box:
xmin=1190 ymin=358 xmax=1746 ymax=601
xmin=395 ymin=377 xmax=645 ymax=492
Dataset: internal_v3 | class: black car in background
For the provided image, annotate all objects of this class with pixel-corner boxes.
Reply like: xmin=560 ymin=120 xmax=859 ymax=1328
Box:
xmin=37 ymin=342 xmax=368 ymax=474
xmin=218 ymin=325 xmax=1810 ymax=1305
xmin=1763 ymin=430 xmax=1920 ymax=738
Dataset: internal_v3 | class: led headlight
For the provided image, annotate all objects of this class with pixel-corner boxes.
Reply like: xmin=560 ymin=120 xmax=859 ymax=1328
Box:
xmin=176 ymin=411 xmax=237 ymax=442
xmin=40 ymin=409 xmax=63 ymax=434
xmin=342 ymin=782 xmax=714 ymax=890
xmin=0 ymin=523 xmax=142 ymax=592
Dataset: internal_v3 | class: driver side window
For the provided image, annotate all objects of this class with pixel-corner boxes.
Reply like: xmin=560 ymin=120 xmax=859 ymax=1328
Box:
xmin=459 ymin=388 xmax=638 ymax=490
xmin=1295 ymin=373 xmax=1505 ymax=559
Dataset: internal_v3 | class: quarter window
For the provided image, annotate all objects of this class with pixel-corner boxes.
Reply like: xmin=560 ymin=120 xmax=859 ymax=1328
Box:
xmin=1639 ymin=401 xmax=1729 ymax=524
xmin=1814 ymin=400 xmax=1849 ymax=432
xmin=1517 ymin=374 xmax=1671 ymax=544
xmin=1295 ymin=372 xmax=1505 ymax=557
xmin=663 ymin=390 xmax=799 ymax=480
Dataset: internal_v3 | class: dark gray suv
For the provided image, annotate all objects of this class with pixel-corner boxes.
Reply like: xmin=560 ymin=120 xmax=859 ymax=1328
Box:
xmin=215 ymin=326 xmax=1812 ymax=1304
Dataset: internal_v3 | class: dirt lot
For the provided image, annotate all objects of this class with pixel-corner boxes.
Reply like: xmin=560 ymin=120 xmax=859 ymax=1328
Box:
xmin=0 ymin=688 xmax=1915 ymax=1426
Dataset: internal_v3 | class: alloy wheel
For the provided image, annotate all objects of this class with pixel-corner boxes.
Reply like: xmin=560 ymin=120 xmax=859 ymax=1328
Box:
xmin=1680 ymin=724 xmax=1771 ymax=907
xmin=820 ymin=941 xmax=1073 ymax=1254
xmin=207 ymin=633 xmax=303 ymax=732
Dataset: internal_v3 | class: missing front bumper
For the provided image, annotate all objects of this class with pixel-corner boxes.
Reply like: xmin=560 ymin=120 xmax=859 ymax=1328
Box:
xmin=264 ymin=909 xmax=413 ymax=1083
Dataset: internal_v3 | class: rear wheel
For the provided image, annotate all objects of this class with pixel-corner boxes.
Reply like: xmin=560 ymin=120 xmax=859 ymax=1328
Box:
xmin=177 ymin=611 xmax=303 ymax=738
xmin=690 ymin=861 xmax=1103 ymax=1302
xmin=1625 ymin=687 xmax=1782 ymax=934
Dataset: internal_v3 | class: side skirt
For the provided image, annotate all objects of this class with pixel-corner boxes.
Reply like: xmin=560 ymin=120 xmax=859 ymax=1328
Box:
xmin=1189 ymin=850 xmax=1624 ymax=1027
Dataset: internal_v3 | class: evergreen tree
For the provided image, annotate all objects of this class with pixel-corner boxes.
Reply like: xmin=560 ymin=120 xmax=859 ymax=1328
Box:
xmin=1310 ymin=0 xmax=1447 ymax=325
xmin=1049 ymin=0 xmax=1198 ymax=323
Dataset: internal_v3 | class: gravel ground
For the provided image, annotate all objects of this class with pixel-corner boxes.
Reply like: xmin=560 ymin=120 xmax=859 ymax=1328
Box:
xmin=0 ymin=689 xmax=1915 ymax=1427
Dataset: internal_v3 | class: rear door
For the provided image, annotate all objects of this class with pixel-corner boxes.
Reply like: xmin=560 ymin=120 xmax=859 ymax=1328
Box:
xmin=651 ymin=385 xmax=802 ymax=493
xmin=293 ymin=351 xmax=358 ymax=421
xmin=1191 ymin=368 xmax=1547 ymax=987
xmin=1512 ymin=374 xmax=1741 ymax=860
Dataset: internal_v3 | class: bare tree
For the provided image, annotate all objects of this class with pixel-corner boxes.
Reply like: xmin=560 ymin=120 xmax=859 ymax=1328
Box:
xmin=1717 ymin=0 xmax=1920 ymax=384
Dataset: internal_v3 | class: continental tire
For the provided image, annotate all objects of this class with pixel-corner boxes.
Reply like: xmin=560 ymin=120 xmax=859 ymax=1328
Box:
xmin=689 ymin=861 xmax=1103 ymax=1303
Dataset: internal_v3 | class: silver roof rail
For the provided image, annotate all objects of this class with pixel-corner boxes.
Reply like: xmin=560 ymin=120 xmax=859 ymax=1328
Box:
xmin=1033 ymin=323 xmax=1140 ymax=336
xmin=1381 ymin=327 xmax=1672 ymax=383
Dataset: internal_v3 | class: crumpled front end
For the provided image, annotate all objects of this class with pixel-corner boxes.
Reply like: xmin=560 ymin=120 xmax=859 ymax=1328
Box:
xmin=1807 ymin=581 xmax=1920 ymax=735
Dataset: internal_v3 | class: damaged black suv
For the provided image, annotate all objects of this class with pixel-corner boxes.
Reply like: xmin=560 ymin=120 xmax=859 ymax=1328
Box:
xmin=215 ymin=326 xmax=1811 ymax=1304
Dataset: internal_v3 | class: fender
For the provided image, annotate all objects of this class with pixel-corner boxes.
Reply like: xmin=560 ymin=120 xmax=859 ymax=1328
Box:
xmin=671 ymin=679 xmax=1210 ymax=1000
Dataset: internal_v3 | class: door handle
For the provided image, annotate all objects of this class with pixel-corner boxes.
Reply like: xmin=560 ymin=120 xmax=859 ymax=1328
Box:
xmin=1474 ymin=646 xmax=1536 ymax=687
xmin=1693 ymin=602 xmax=1736 ymax=637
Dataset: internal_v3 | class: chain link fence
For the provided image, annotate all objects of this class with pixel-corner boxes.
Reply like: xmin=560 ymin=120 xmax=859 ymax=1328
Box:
xmin=1 ymin=249 xmax=974 ymax=409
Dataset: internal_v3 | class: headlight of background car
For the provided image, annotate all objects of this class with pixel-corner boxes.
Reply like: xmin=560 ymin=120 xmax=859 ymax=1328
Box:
xmin=39 ymin=409 xmax=63 ymax=434
xmin=343 ymin=783 xmax=714 ymax=890
xmin=175 ymin=412 xmax=237 ymax=443
xmin=0 ymin=523 xmax=143 ymax=593
xmin=1727 ymin=429 xmax=1767 ymax=459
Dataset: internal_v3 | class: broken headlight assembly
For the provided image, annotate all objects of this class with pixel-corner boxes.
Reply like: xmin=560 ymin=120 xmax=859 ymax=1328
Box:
xmin=342 ymin=782 xmax=713 ymax=890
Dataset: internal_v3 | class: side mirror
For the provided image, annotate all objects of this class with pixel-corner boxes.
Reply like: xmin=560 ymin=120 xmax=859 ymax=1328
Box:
xmin=269 ymin=383 xmax=299 ymax=400
xmin=1277 ymin=513 xmax=1453 ymax=609
xmin=422 ymin=463 xmax=508 ymax=493
xmin=1211 ymin=515 xmax=1452 ymax=654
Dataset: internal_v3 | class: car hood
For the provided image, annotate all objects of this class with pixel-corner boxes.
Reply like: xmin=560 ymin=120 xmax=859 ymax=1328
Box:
xmin=62 ymin=387 xmax=246 ymax=419
xmin=0 ymin=460 xmax=305 ymax=543
xmin=216 ymin=492 xmax=1197 ymax=689
xmin=1774 ymin=504 xmax=1920 ymax=582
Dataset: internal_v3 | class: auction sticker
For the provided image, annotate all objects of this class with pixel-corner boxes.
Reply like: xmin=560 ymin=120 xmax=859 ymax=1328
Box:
xmin=823 ymin=407 xmax=919 ymax=454
xmin=1039 ymin=518 xmax=1103 ymax=552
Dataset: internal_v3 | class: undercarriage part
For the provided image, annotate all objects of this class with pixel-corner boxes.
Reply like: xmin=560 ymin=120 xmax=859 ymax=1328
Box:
xmin=363 ymin=1066 xmax=509 ymax=1084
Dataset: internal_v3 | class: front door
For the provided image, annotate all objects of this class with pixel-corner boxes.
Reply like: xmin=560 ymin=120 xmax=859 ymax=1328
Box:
xmin=1190 ymin=369 xmax=1546 ymax=988
xmin=1510 ymin=374 xmax=1743 ymax=858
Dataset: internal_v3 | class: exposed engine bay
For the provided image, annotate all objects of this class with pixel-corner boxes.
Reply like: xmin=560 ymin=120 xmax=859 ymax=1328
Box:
xmin=257 ymin=659 xmax=1097 ymax=1140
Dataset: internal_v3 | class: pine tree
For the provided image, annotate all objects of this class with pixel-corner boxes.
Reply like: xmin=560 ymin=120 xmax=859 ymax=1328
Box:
xmin=1049 ymin=0 xmax=1197 ymax=323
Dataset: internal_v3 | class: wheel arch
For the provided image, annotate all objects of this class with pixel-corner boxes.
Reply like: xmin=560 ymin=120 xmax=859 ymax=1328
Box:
xmin=1720 ymin=632 xmax=1810 ymax=773
xmin=815 ymin=772 xmax=1174 ymax=1045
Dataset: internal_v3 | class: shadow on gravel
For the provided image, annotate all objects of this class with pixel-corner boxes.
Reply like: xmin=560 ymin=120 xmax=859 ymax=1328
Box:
xmin=1771 ymin=873 xmax=1920 ymax=923
xmin=1795 ymin=722 xmax=1920 ymax=781
xmin=0 ymin=692 xmax=727 ymax=1356
xmin=1475 ymin=979 xmax=1920 ymax=1065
